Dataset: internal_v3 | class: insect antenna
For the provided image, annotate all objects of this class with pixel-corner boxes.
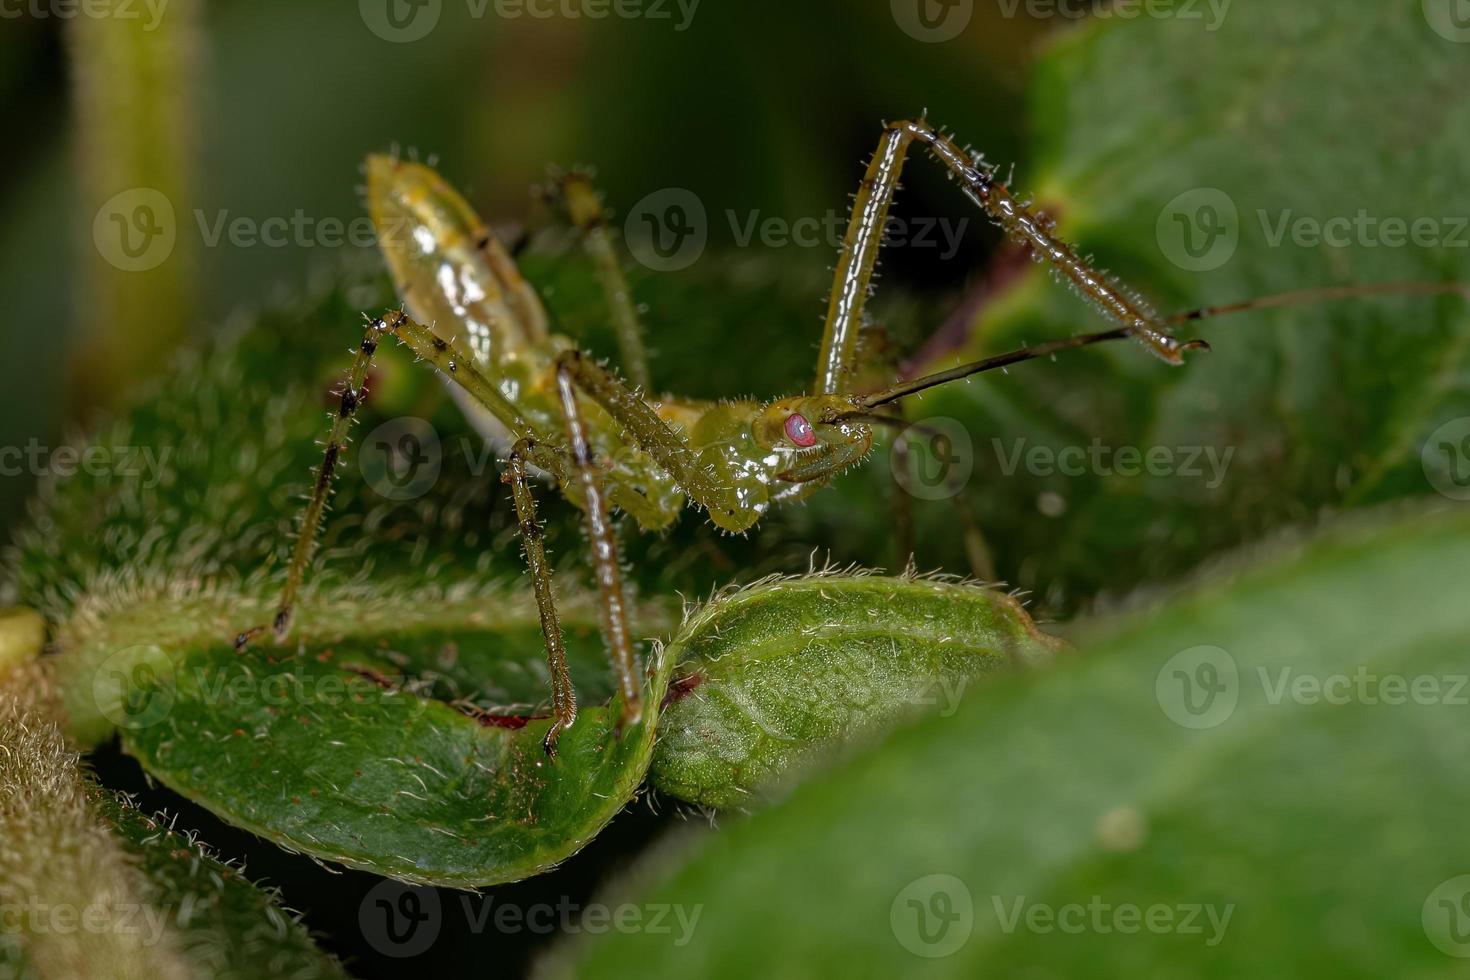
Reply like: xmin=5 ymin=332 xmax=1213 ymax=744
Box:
xmin=1164 ymin=280 xmax=1470 ymax=325
xmin=853 ymin=279 xmax=1470 ymax=410
xmin=852 ymin=326 xmax=1167 ymax=409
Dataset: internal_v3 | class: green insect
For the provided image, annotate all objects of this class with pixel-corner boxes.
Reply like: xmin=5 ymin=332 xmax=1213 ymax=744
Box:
xmin=238 ymin=116 xmax=1467 ymax=755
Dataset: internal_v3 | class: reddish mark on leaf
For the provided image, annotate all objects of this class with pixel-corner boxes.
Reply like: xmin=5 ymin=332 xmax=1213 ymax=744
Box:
xmin=344 ymin=663 xmax=398 ymax=690
xmin=663 ymin=671 xmax=704 ymax=708
xmin=472 ymin=712 xmax=548 ymax=730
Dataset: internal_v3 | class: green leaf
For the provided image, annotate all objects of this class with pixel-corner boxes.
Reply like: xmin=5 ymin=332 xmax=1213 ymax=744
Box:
xmin=649 ymin=574 xmax=1062 ymax=808
xmin=553 ymin=502 xmax=1470 ymax=978
xmin=118 ymin=628 xmax=676 ymax=887
xmin=99 ymin=793 xmax=348 ymax=980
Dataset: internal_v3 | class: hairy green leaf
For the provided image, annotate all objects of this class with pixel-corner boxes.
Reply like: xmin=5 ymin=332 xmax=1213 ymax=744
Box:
xmin=119 ymin=629 xmax=675 ymax=887
xmin=649 ymin=574 xmax=1062 ymax=808
xmin=100 ymin=794 xmax=348 ymax=980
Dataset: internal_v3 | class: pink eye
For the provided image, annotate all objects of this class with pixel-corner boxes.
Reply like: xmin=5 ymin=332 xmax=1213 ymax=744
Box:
xmin=784 ymin=412 xmax=817 ymax=448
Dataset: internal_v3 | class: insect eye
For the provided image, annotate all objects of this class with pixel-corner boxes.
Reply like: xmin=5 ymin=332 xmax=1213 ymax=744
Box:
xmin=784 ymin=412 xmax=817 ymax=448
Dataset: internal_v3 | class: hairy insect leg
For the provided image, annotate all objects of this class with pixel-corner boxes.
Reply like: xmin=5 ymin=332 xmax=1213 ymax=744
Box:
xmin=816 ymin=117 xmax=1194 ymax=394
xmin=241 ymin=314 xmax=392 ymax=648
xmin=503 ymin=440 xmax=578 ymax=756
xmin=250 ymin=308 xmax=674 ymax=649
xmin=377 ymin=312 xmax=670 ymax=526
xmin=554 ymin=359 xmax=642 ymax=729
xmin=256 ymin=311 xmax=545 ymax=644
xmin=557 ymin=173 xmax=653 ymax=391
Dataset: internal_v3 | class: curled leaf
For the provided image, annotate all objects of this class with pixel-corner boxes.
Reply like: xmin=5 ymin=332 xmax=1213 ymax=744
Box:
xmin=119 ymin=628 xmax=675 ymax=887
xmin=649 ymin=573 xmax=1062 ymax=808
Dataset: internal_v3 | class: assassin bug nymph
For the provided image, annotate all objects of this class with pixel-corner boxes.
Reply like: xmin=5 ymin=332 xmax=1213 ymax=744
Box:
xmin=237 ymin=117 xmax=1468 ymax=755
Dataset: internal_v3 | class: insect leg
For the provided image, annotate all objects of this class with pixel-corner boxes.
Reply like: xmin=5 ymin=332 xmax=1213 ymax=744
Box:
xmin=557 ymin=173 xmax=653 ymax=390
xmin=503 ymin=439 xmax=578 ymax=756
xmin=553 ymin=349 xmax=754 ymax=531
xmin=383 ymin=314 xmax=671 ymax=527
xmin=816 ymin=117 xmax=1192 ymax=395
xmin=554 ymin=359 xmax=642 ymax=729
xmin=249 ymin=314 xmax=390 ymax=648
xmin=261 ymin=310 xmax=550 ymax=644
